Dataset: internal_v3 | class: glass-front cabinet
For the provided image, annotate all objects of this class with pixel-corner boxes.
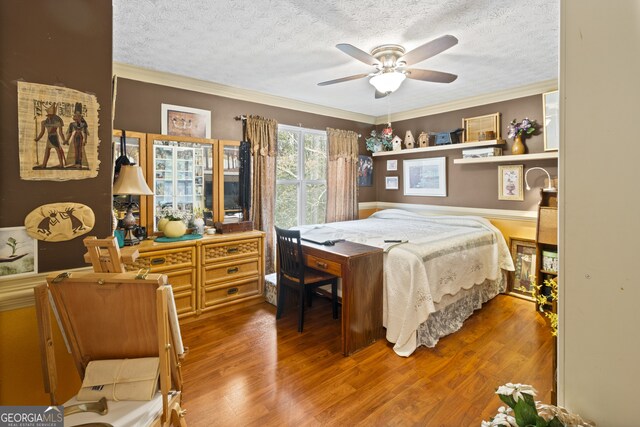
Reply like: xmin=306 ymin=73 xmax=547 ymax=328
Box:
xmin=153 ymin=144 xmax=197 ymax=228
xmin=146 ymin=135 xmax=215 ymax=231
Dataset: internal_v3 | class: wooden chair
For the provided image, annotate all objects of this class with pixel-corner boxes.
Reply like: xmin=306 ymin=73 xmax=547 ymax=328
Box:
xmin=275 ymin=226 xmax=338 ymax=332
xmin=35 ymin=271 xmax=187 ymax=426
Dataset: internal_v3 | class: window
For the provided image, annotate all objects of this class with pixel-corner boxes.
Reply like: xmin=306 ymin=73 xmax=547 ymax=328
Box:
xmin=275 ymin=125 xmax=327 ymax=228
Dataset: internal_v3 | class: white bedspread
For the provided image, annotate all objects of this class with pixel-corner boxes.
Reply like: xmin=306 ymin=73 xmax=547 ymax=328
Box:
xmin=295 ymin=209 xmax=514 ymax=356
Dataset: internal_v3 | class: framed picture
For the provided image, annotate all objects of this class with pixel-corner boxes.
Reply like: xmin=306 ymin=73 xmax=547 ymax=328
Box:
xmin=0 ymin=226 xmax=38 ymax=280
xmin=161 ymin=104 xmax=211 ymax=138
xmin=385 ymin=176 xmax=399 ymax=190
xmin=543 ymin=90 xmax=559 ymax=151
xmin=358 ymin=155 xmax=373 ymax=187
xmin=498 ymin=165 xmax=524 ymax=201
xmin=386 ymin=159 xmax=398 ymax=171
xmin=509 ymin=237 xmax=537 ymax=300
xmin=403 ymin=157 xmax=446 ymax=197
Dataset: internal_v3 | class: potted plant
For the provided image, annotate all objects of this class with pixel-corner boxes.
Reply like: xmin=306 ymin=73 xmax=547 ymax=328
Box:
xmin=365 ymin=127 xmax=394 ymax=153
xmin=482 ymin=383 xmax=594 ymax=426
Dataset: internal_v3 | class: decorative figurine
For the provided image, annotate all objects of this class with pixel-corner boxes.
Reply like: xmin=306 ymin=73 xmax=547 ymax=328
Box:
xmin=404 ymin=131 xmax=415 ymax=149
xmin=392 ymin=135 xmax=403 ymax=151
xmin=418 ymin=132 xmax=429 ymax=147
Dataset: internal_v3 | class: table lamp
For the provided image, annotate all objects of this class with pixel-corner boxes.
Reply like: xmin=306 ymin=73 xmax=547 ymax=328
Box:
xmin=113 ymin=165 xmax=153 ymax=245
xmin=524 ymin=167 xmax=557 ymax=192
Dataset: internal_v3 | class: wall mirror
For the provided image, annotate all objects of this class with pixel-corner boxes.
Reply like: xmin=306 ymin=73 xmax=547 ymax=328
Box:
xmin=112 ymin=130 xmax=148 ymax=227
xmin=145 ymin=134 xmax=216 ymax=232
xmin=543 ymin=90 xmax=559 ymax=151
xmin=220 ymin=140 xmax=243 ymax=222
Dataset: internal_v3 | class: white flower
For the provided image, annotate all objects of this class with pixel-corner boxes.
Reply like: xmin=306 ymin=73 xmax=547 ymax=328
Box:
xmin=495 ymin=383 xmax=537 ymax=402
xmin=481 ymin=412 xmax=518 ymax=427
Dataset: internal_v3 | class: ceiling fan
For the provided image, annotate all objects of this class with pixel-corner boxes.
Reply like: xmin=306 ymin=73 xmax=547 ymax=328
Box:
xmin=318 ymin=35 xmax=459 ymax=98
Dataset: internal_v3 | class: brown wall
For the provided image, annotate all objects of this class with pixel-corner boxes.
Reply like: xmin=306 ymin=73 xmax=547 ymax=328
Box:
xmin=371 ymin=95 xmax=558 ymax=211
xmin=0 ymin=0 xmax=113 ymax=271
xmin=113 ymin=78 xmax=377 ymax=201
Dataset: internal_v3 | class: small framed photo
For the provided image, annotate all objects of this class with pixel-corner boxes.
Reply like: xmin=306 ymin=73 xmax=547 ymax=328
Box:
xmin=403 ymin=157 xmax=446 ymax=197
xmin=385 ymin=176 xmax=399 ymax=190
xmin=508 ymin=237 xmax=536 ymax=300
xmin=0 ymin=226 xmax=38 ymax=280
xmin=358 ymin=155 xmax=373 ymax=187
xmin=161 ymin=104 xmax=211 ymax=138
xmin=386 ymin=159 xmax=398 ymax=171
xmin=543 ymin=90 xmax=559 ymax=151
xmin=498 ymin=165 xmax=524 ymax=201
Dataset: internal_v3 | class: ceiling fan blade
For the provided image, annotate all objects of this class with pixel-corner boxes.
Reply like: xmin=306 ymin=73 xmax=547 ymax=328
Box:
xmin=405 ymin=69 xmax=458 ymax=83
xmin=398 ymin=35 xmax=458 ymax=66
xmin=375 ymin=90 xmax=388 ymax=99
xmin=336 ymin=43 xmax=381 ymax=66
xmin=317 ymin=73 xmax=371 ymax=86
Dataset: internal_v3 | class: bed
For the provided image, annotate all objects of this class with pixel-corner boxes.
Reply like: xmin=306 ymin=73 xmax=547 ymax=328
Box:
xmin=294 ymin=209 xmax=514 ymax=356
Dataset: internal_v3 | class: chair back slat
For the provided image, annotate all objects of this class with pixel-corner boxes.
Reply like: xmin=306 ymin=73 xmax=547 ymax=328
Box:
xmin=275 ymin=226 xmax=305 ymax=284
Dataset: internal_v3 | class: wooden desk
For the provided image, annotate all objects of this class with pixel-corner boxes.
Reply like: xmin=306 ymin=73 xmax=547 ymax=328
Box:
xmin=301 ymin=240 xmax=384 ymax=355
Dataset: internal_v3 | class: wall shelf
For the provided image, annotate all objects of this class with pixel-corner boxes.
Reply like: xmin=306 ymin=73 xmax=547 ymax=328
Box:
xmin=453 ymin=152 xmax=558 ymax=164
xmin=371 ymin=140 xmax=505 ymax=157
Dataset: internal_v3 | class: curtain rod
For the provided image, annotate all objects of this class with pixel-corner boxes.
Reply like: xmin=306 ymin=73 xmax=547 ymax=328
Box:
xmin=235 ymin=115 xmax=361 ymax=137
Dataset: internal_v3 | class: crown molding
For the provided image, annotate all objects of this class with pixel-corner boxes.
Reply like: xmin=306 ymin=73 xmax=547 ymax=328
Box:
xmin=358 ymin=201 xmax=537 ymax=222
xmin=375 ymin=79 xmax=559 ymax=124
xmin=113 ymin=62 xmax=377 ymax=124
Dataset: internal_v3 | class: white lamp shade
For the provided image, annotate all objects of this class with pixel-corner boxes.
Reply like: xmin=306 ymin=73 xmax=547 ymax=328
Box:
xmin=113 ymin=165 xmax=153 ymax=195
xmin=369 ymin=72 xmax=406 ymax=94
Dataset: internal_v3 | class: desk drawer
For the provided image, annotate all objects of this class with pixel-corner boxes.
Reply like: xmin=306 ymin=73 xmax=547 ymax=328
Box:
xmin=203 ymin=258 xmax=259 ymax=284
xmin=305 ymin=254 xmax=341 ymax=276
xmin=202 ymin=239 xmax=260 ymax=264
xmin=202 ymin=277 xmax=260 ymax=307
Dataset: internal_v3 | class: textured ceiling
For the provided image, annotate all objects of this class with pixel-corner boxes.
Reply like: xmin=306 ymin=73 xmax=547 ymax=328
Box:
xmin=113 ymin=0 xmax=559 ymax=118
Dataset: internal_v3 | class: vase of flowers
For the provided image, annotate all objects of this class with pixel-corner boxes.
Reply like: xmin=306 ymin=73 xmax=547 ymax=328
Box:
xmin=159 ymin=207 xmax=192 ymax=238
xmin=508 ymin=118 xmax=538 ymax=155
xmin=482 ymin=383 xmax=594 ymax=427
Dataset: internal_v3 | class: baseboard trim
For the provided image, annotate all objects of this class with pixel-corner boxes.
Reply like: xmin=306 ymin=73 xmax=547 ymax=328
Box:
xmin=358 ymin=201 xmax=537 ymax=222
xmin=0 ymin=266 xmax=93 ymax=312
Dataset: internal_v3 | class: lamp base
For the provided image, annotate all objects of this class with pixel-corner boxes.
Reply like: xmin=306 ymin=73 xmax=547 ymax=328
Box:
xmin=123 ymin=227 xmax=140 ymax=246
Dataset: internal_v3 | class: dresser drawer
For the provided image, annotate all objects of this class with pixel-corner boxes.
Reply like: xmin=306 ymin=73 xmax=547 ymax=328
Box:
xmin=202 ymin=277 xmax=260 ymax=308
xmin=125 ymin=247 xmax=195 ymax=273
xmin=305 ymin=254 xmax=341 ymax=276
xmin=165 ymin=268 xmax=196 ymax=317
xmin=203 ymin=258 xmax=259 ymax=285
xmin=202 ymin=238 xmax=260 ymax=264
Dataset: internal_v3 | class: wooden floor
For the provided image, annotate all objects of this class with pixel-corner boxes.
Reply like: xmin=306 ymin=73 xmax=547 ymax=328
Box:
xmin=180 ymin=295 xmax=554 ymax=426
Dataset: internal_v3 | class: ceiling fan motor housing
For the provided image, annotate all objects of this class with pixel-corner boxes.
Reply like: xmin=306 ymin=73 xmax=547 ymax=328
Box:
xmin=371 ymin=44 xmax=406 ymax=70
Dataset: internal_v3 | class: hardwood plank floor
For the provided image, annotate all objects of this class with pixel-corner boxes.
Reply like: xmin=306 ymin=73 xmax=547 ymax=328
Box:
xmin=180 ymin=295 xmax=553 ymax=426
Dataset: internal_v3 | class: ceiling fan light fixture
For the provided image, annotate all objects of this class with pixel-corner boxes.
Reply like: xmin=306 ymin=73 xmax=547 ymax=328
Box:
xmin=369 ymin=71 xmax=406 ymax=94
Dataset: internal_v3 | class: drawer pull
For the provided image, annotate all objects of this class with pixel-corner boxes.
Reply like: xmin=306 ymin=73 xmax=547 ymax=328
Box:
xmin=227 ymin=267 xmax=239 ymax=274
xmin=316 ymin=261 xmax=328 ymax=269
xmin=227 ymin=287 xmax=239 ymax=295
xmin=151 ymin=257 xmax=166 ymax=265
xmin=227 ymin=247 xmax=239 ymax=254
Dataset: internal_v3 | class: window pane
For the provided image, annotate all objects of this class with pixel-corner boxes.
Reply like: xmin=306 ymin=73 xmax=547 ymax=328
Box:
xmin=275 ymin=183 xmax=298 ymax=228
xmin=304 ymin=183 xmax=326 ymax=225
xmin=276 ymin=129 xmax=299 ymax=180
xmin=303 ymin=133 xmax=327 ymax=181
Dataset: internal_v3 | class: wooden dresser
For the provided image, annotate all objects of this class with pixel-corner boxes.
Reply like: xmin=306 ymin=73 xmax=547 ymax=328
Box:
xmin=121 ymin=230 xmax=265 ymax=321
